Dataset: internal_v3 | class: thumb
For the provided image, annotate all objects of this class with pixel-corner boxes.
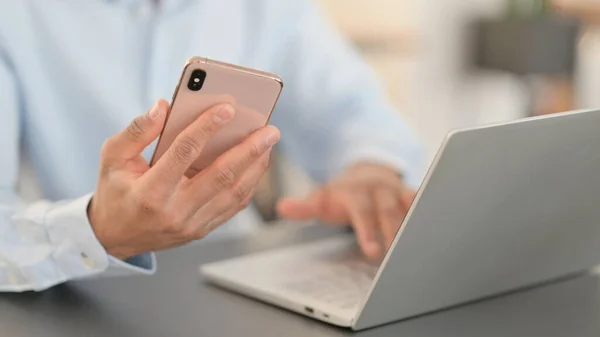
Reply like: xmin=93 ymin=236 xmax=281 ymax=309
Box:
xmin=103 ymin=99 xmax=169 ymax=163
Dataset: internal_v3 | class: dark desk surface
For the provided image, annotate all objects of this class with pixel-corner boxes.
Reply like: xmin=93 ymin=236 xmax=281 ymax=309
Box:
xmin=1 ymin=226 xmax=600 ymax=337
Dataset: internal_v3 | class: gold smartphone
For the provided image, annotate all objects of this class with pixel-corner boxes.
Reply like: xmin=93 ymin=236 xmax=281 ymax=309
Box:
xmin=150 ymin=57 xmax=283 ymax=176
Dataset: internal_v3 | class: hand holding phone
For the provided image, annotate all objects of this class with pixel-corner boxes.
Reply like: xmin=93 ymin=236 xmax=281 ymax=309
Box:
xmin=87 ymin=58 xmax=283 ymax=259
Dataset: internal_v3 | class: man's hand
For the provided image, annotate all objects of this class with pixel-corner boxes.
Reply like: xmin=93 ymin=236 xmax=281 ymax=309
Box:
xmin=277 ymin=163 xmax=416 ymax=259
xmin=88 ymin=99 xmax=280 ymax=260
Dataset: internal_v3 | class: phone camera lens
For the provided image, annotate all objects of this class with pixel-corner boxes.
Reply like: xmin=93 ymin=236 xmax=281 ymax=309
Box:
xmin=188 ymin=69 xmax=206 ymax=91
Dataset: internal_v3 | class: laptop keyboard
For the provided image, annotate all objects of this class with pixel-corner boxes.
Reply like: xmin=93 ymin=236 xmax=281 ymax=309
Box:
xmin=282 ymin=254 xmax=379 ymax=310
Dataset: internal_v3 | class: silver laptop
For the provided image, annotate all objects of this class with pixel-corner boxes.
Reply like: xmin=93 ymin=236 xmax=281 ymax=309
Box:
xmin=201 ymin=109 xmax=600 ymax=330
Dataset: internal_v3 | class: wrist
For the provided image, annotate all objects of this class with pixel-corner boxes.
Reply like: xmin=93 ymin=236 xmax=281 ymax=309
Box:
xmin=87 ymin=196 xmax=135 ymax=260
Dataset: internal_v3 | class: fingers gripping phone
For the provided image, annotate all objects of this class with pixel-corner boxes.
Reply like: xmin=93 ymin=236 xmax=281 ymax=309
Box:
xmin=150 ymin=57 xmax=283 ymax=177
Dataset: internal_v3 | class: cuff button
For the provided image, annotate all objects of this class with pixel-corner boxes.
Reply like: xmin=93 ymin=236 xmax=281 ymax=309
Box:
xmin=81 ymin=252 xmax=95 ymax=270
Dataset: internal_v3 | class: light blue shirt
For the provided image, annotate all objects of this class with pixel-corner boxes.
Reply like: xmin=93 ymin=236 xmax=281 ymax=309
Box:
xmin=0 ymin=0 xmax=423 ymax=291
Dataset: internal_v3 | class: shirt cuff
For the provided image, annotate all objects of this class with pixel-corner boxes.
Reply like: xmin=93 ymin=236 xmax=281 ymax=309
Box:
xmin=44 ymin=193 xmax=156 ymax=280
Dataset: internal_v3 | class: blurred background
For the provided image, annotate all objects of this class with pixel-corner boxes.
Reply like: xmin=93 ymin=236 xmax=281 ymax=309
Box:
xmin=314 ymin=0 xmax=596 ymax=160
xmin=252 ymin=0 xmax=600 ymax=223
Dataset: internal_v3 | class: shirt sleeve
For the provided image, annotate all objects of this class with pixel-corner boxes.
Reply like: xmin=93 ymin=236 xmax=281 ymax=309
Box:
xmin=0 ymin=40 xmax=155 ymax=293
xmin=268 ymin=0 xmax=425 ymax=188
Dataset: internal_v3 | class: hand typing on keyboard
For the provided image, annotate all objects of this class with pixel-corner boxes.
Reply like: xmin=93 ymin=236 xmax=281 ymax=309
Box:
xmin=276 ymin=163 xmax=417 ymax=259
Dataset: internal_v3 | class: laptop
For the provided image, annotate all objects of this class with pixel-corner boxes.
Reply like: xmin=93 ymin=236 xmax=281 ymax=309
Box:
xmin=201 ymin=109 xmax=600 ymax=330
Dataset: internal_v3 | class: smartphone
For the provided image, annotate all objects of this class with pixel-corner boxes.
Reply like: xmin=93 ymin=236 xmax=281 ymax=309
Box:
xmin=150 ymin=57 xmax=283 ymax=177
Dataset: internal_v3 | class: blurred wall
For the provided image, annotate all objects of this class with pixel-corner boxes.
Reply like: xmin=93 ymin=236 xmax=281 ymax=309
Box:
xmin=414 ymin=0 xmax=527 ymax=160
xmin=317 ymin=0 xmax=528 ymax=163
xmin=416 ymin=0 xmax=600 ymax=158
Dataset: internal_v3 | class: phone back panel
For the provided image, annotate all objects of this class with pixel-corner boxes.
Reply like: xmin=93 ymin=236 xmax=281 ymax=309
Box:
xmin=151 ymin=57 xmax=283 ymax=176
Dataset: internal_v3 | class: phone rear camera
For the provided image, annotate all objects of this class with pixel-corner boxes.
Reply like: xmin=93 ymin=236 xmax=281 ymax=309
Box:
xmin=188 ymin=69 xmax=206 ymax=91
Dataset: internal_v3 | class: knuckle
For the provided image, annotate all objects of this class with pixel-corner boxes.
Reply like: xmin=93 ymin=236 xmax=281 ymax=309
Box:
xmin=100 ymin=138 xmax=115 ymax=159
xmin=213 ymin=166 xmax=237 ymax=190
xmin=99 ymin=138 xmax=122 ymax=169
xmin=204 ymin=219 xmax=224 ymax=234
xmin=99 ymin=150 xmax=114 ymax=175
xmin=198 ymin=118 xmax=218 ymax=138
xmin=246 ymin=143 xmax=263 ymax=161
xmin=160 ymin=211 xmax=186 ymax=235
xmin=181 ymin=225 xmax=200 ymax=241
xmin=377 ymin=191 xmax=400 ymax=215
xmin=173 ymin=135 xmax=202 ymax=164
xmin=380 ymin=203 xmax=400 ymax=217
xmin=126 ymin=116 xmax=145 ymax=140
xmin=193 ymin=230 xmax=208 ymax=240
xmin=232 ymin=182 xmax=253 ymax=204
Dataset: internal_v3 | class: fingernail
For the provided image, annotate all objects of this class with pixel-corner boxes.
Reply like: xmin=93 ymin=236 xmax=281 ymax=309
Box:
xmin=264 ymin=128 xmax=280 ymax=146
xmin=147 ymin=102 xmax=161 ymax=120
xmin=214 ymin=104 xmax=235 ymax=124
